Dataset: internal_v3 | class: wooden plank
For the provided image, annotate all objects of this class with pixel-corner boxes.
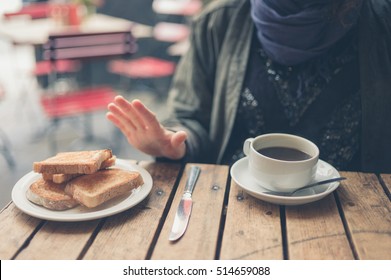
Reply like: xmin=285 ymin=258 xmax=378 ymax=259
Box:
xmin=0 ymin=203 xmax=42 ymax=259
xmin=380 ymin=174 xmax=391 ymax=198
xmin=285 ymin=194 xmax=354 ymax=260
xmin=220 ymin=182 xmax=283 ymax=260
xmin=15 ymin=220 xmax=100 ymax=260
xmin=151 ymin=164 xmax=229 ymax=260
xmin=83 ymin=161 xmax=181 ymax=259
xmin=337 ymin=172 xmax=391 ymax=260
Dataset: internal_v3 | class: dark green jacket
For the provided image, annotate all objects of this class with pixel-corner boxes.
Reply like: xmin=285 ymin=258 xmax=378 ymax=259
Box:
xmin=165 ymin=0 xmax=391 ymax=172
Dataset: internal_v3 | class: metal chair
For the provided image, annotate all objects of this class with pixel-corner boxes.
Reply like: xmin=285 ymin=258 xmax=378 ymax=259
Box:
xmin=0 ymin=84 xmax=15 ymax=170
xmin=39 ymin=29 xmax=137 ymax=153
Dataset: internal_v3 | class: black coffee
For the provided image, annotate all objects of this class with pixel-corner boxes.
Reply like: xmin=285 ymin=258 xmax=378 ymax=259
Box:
xmin=256 ymin=146 xmax=312 ymax=161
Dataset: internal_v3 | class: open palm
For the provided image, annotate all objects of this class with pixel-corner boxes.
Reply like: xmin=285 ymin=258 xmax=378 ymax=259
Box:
xmin=106 ymin=96 xmax=187 ymax=159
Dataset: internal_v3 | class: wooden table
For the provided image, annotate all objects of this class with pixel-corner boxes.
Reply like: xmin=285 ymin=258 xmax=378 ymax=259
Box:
xmin=1 ymin=161 xmax=390 ymax=260
xmin=0 ymin=13 xmax=153 ymax=45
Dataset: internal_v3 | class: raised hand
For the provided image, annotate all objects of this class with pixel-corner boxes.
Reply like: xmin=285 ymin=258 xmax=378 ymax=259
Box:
xmin=106 ymin=95 xmax=187 ymax=160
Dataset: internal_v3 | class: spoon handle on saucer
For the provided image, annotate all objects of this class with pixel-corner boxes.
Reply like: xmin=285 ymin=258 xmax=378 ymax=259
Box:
xmin=264 ymin=177 xmax=347 ymax=196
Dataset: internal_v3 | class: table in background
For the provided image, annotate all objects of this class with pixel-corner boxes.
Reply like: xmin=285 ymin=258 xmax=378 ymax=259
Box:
xmin=0 ymin=12 xmax=152 ymax=91
xmin=1 ymin=161 xmax=390 ymax=260
xmin=0 ymin=13 xmax=152 ymax=45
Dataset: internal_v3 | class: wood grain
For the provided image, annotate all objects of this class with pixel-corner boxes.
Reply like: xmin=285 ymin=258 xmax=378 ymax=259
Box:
xmin=151 ymin=164 xmax=229 ymax=259
xmin=285 ymin=194 xmax=354 ymax=260
xmin=15 ymin=219 xmax=100 ymax=259
xmin=337 ymin=172 xmax=391 ymax=260
xmin=0 ymin=203 xmax=42 ymax=259
xmin=380 ymin=174 xmax=391 ymax=198
xmin=82 ymin=161 xmax=181 ymax=259
xmin=1 ymin=165 xmax=390 ymax=260
xmin=219 ymin=182 xmax=283 ymax=260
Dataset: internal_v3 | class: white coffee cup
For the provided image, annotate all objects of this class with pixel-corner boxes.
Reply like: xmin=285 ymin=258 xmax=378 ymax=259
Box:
xmin=243 ymin=133 xmax=319 ymax=192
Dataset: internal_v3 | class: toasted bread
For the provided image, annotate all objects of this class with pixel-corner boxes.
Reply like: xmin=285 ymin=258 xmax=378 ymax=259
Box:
xmin=33 ymin=149 xmax=112 ymax=174
xmin=100 ymin=156 xmax=116 ymax=168
xmin=42 ymin=173 xmax=80 ymax=184
xmin=42 ymin=156 xmax=117 ymax=183
xmin=26 ymin=178 xmax=79 ymax=210
xmin=65 ymin=168 xmax=143 ymax=208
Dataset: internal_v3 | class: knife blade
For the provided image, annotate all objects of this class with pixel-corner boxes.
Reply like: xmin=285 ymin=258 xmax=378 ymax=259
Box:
xmin=169 ymin=165 xmax=201 ymax=241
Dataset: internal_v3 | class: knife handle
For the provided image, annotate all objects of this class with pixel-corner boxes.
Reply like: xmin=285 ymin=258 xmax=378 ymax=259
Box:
xmin=184 ymin=166 xmax=201 ymax=194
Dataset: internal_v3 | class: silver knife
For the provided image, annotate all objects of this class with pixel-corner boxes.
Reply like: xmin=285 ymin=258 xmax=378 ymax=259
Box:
xmin=169 ymin=166 xmax=201 ymax=241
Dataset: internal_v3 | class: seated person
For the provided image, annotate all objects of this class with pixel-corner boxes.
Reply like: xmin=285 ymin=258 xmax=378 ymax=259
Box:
xmin=107 ymin=0 xmax=391 ymax=172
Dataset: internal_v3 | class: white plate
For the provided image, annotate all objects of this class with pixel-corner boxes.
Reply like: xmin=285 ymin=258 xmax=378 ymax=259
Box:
xmin=11 ymin=159 xmax=153 ymax=222
xmin=230 ymin=157 xmax=341 ymax=206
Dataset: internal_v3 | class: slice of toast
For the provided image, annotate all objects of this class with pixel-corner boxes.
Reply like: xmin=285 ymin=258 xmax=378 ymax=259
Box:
xmin=26 ymin=177 xmax=79 ymax=210
xmin=65 ymin=168 xmax=144 ymax=208
xmin=42 ymin=173 xmax=80 ymax=184
xmin=33 ymin=149 xmax=112 ymax=174
xmin=42 ymin=156 xmax=117 ymax=183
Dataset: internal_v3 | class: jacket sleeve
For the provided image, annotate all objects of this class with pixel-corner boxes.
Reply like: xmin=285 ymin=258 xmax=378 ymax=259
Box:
xmin=162 ymin=2 xmax=236 ymax=163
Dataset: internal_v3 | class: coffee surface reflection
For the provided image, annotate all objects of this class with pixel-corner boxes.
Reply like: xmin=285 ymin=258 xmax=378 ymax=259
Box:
xmin=256 ymin=147 xmax=312 ymax=161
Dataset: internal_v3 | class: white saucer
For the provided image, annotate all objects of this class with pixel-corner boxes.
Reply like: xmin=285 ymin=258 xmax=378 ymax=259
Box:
xmin=230 ymin=157 xmax=341 ymax=206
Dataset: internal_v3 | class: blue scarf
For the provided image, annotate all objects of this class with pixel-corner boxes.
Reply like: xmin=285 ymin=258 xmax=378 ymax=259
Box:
xmin=250 ymin=0 xmax=362 ymax=65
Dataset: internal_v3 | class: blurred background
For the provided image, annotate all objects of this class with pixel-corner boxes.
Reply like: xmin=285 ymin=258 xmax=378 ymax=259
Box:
xmin=0 ymin=0 xmax=210 ymax=208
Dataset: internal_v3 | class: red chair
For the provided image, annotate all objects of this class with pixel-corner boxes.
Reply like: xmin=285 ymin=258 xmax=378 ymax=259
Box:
xmin=108 ymin=56 xmax=176 ymax=95
xmin=4 ymin=2 xmax=82 ymax=90
xmin=33 ymin=59 xmax=81 ymax=91
xmin=109 ymin=57 xmax=175 ymax=78
xmin=41 ymin=86 xmax=116 ymax=118
xmin=40 ymin=29 xmax=137 ymax=152
xmin=33 ymin=59 xmax=81 ymax=76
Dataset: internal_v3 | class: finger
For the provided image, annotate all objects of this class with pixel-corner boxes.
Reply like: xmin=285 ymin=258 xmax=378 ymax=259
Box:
xmin=106 ymin=112 xmax=133 ymax=138
xmin=131 ymin=99 xmax=161 ymax=131
xmin=113 ymin=95 xmax=129 ymax=106
xmin=114 ymin=97 xmax=147 ymax=130
xmin=106 ymin=112 xmax=121 ymax=128
xmin=168 ymin=131 xmax=187 ymax=159
xmin=107 ymin=103 xmax=137 ymax=131
xmin=171 ymin=130 xmax=187 ymax=147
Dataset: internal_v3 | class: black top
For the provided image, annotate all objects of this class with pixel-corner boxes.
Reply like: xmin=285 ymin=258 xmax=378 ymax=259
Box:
xmin=223 ymin=28 xmax=361 ymax=171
